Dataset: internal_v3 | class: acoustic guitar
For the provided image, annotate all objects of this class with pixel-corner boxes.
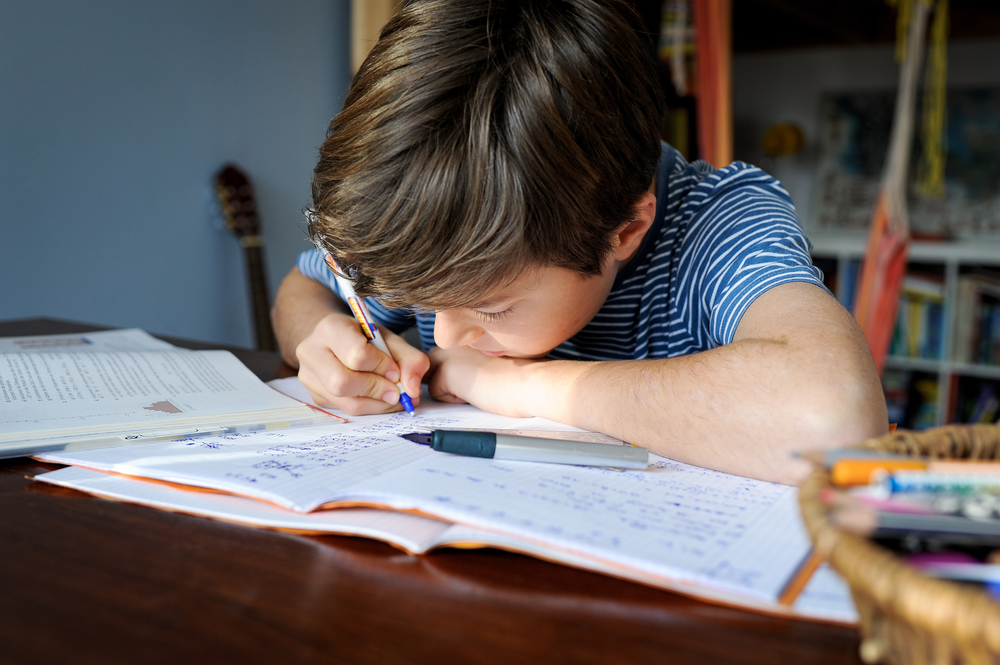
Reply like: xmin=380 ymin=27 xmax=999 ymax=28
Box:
xmin=214 ymin=163 xmax=278 ymax=352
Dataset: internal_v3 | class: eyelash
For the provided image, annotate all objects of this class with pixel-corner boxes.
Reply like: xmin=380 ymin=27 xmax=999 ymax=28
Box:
xmin=475 ymin=307 xmax=514 ymax=323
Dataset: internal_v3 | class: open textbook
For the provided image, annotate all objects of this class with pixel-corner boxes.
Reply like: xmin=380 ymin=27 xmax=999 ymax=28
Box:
xmin=0 ymin=329 xmax=329 ymax=458
xmin=35 ymin=387 xmax=858 ymax=624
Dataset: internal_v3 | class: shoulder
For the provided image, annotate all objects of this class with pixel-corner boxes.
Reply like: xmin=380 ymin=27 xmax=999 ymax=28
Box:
xmin=667 ymin=161 xmax=824 ymax=346
xmin=297 ymin=247 xmax=331 ymax=278
xmin=688 ymin=162 xmax=796 ymax=227
xmin=642 ymin=155 xmax=809 ymax=281
xmin=679 ymin=162 xmax=805 ymax=260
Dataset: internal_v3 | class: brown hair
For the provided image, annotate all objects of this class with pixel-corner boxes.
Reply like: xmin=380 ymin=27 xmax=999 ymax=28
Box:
xmin=309 ymin=0 xmax=665 ymax=309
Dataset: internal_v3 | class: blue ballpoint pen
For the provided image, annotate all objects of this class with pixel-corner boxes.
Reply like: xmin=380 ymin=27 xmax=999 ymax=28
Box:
xmin=318 ymin=248 xmax=415 ymax=416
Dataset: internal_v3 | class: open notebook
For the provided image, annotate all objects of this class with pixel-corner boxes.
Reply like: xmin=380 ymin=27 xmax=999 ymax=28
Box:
xmin=35 ymin=380 xmax=858 ymax=624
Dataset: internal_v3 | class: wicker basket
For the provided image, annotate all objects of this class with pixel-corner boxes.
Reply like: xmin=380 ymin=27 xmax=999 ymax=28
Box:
xmin=799 ymin=423 xmax=1000 ymax=665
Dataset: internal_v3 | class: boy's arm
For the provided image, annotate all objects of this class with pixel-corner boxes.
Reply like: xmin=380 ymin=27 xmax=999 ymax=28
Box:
xmin=272 ymin=267 xmax=348 ymax=368
xmin=272 ymin=267 xmax=429 ymax=413
xmin=427 ymin=281 xmax=887 ymax=485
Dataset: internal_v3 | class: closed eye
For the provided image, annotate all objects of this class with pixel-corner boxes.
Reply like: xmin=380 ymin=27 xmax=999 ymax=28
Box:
xmin=475 ymin=307 xmax=514 ymax=323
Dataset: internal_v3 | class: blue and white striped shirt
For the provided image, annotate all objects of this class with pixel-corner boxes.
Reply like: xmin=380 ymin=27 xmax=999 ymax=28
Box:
xmin=297 ymin=143 xmax=824 ymax=360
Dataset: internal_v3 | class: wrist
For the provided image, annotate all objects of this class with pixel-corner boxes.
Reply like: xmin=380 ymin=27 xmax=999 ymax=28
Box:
xmin=518 ymin=358 xmax=585 ymax=421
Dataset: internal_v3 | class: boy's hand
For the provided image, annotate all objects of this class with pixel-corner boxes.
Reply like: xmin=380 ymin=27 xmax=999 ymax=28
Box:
xmin=296 ymin=313 xmax=429 ymax=415
xmin=426 ymin=346 xmax=540 ymax=418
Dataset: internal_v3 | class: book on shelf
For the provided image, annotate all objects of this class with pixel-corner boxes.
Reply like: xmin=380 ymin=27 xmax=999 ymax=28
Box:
xmin=33 ymin=380 xmax=858 ymax=625
xmin=953 ymin=272 xmax=1000 ymax=366
xmin=0 ymin=329 xmax=335 ymax=459
xmin=968 ymin=384 xmax=1000 ymax=423
xmin=883 ymin=369 xmax=910 ymax=426
xmin=949 ymin=377 xmax=1000 ymax=425
xmin=889 ymin=273 xmax=945 ymax=361
xmin=882 ymin=369 xmax=940 ymax=430
xmin=832 ymin=259 xmax=861 ymax=311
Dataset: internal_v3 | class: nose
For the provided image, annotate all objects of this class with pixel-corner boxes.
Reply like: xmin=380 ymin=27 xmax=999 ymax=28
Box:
xmin=433 ymin=309 xmax=484 ymax=349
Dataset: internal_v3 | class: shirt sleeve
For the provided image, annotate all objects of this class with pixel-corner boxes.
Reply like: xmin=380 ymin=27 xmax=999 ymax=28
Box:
xmin=677 ymin=164 xmax=827 ymax=347
xmin=295 ymin=249 xmax=417 ymax=334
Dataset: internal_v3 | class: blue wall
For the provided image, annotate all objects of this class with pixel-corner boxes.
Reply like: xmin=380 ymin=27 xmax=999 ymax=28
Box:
xmin=1 ymin=0 xmax=351 ymax=347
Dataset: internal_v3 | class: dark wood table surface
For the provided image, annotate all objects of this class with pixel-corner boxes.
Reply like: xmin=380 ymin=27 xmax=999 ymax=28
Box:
xmin=0 ymin=318 xmax=863 ymax=665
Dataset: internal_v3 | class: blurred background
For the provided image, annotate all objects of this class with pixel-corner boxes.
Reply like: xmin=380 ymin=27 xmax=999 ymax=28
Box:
xmin=2 ymin=0 xmax=999 ymax=378
xmin=1 ymin=0 xmax=351 ymax=347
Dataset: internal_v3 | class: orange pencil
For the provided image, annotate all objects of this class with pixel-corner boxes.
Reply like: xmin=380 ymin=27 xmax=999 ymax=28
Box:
xmin=831 ymin=459 xmax=1000 ymax=487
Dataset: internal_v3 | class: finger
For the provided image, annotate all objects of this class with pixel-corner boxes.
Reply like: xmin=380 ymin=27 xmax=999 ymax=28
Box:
xmin=428 ymin=384 xmax=467 ymax=404
xmin=425 ymin=358 xmax=467 ymax=405
xmin=383 ymin=329 xmax=431 ymax=401
xmin=298 ymin=365 xmax=406 ymax=416
xmin=317 ymin=362 xmax=404 ymax=407
xmin=295 ymin=320 xmax=403 ymax=407
xmin=328 ymin=394 xmax=408 ymax=416
xmin=313 ymin=316 xmax=400 ymax=380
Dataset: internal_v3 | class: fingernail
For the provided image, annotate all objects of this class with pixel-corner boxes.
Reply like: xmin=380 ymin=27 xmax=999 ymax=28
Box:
xmin=382 ymin=390 xmax=399 ymax=405
xmin=386 ymin=369 xmax=400 ymax=383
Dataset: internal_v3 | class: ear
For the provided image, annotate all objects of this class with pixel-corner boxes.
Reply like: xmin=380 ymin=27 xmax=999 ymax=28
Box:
xmin=611 ymin=191 xmax=656 ymax=262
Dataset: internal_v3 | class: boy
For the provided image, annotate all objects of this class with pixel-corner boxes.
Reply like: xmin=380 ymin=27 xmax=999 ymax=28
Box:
xmin=272 ymin=0 xmax=887 ymax=485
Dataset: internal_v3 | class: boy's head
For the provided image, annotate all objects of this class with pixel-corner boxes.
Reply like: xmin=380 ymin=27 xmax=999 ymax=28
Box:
xmin=309 ymin=0 xmax=665 ymax=311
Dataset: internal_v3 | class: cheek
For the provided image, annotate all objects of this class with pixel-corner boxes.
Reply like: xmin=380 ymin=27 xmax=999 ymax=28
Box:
xmin=487 ymin=274 xmax=610 ymax=355
xmin=494 ymin=308 xmax=589 ymax=354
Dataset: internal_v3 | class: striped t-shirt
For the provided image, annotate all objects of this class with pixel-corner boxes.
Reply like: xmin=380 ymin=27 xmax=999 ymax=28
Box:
xmin=297 ymin=143 xmax=824 ymax=360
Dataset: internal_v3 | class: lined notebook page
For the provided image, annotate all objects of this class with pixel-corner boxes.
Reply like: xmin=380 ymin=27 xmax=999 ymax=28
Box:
xmin=36 ymin=465 xmax=454 ymax=553
xmin=794 ymin=564 xmax=858 ymax=623
xmin=39 ymin=397 xmax=814 ymax=603
xmin=342 ymin=454 xmax=809 ymax=601
xmin=38 ymin=400 xmax=620 ymax=511
xmin=35 ymin=464 xmax=858 ymax=622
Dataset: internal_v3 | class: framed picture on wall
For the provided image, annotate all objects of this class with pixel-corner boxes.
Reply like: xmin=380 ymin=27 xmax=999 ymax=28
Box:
xmin=815 ymin=87 xmax=1000 ymax=238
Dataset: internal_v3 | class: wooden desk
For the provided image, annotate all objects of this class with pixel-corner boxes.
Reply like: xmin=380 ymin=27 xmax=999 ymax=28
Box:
xmin=0 ymin=318 xmax=863 ymax=664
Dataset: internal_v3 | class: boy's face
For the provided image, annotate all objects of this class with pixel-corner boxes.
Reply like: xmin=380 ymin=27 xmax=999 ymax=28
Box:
xmin=432 ymin=261 xmax=618 ymax=359
xmin=430 ymin=190 xmax=657 ymax=358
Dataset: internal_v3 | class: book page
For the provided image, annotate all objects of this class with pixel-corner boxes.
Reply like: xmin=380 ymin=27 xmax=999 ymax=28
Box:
xmin=40 ymin=399 xmax=814 ymax=602
xmin=0 ymin=328 xmax=178 ymax=353
xmin=343 ymin=454 xmax=809 ymax=601
xmin=432 ymin=522 xmax=856 ymax=623
xmin=1 ymin=350 xmax=307 ymax=441
xmin=35 ymin=466 xmax=454 ymax=553
xmin=35 ymin=463 xmax=856 ymax=623
xmin=792 ymin=564 xmax=859 ymax=624
xmin=36 ymin=400 xmax=591 ymax=509
xmin=269 ymin=377 xmax=625 ymax=444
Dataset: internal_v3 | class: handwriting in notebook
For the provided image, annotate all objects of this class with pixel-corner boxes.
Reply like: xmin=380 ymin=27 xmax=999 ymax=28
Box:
xmin=37 ymin=400 xmax=811 ymax=599
xmin=341 ymin=454 xmax=805 ymax=598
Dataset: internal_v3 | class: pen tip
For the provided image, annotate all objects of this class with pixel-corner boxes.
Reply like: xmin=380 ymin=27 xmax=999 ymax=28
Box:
xmin=398 ymin=392 xmax=415 ymax=416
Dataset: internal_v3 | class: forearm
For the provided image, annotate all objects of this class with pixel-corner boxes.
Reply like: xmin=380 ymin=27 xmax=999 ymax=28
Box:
xmin=521 ymin=343 xmax=882 ymax=484
xmin=271 ymin=267 xmax=349 ymax=368
xmin=513 ymin=285 xmax=888 ymax=485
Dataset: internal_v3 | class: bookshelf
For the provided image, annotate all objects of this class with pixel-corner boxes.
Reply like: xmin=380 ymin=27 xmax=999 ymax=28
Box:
xmin=810 ymin=232 xmax=1000 ymax=429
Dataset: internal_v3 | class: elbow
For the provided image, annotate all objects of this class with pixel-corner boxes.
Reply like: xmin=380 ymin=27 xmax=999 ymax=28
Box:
xmin=802 ymin=333 xmax=890 ymax=447
xmin=774 ymin=362 xmax=888 ymax=486
xmin=803 ymin=367 xmax=888 ymax=449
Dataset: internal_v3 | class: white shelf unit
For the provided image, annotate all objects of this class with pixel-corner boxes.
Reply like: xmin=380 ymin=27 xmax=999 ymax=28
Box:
xmin=809 ymin=232 xmax=1000 ymax=427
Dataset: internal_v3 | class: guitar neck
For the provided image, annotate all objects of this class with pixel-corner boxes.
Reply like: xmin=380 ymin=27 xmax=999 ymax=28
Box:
xmin=214 ymin=164 xmax=279 ymax=353
xmin=242 ymin=242 xmax=277 ymax=352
